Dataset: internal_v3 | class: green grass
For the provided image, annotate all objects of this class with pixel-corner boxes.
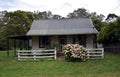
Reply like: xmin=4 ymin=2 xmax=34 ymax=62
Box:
xmin=0 ymin=51 xmax=120 ymax=77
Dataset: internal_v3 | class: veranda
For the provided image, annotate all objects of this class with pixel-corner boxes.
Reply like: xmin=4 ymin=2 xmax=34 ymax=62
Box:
xmin=7 ymin=35 xmax=104 ymax=61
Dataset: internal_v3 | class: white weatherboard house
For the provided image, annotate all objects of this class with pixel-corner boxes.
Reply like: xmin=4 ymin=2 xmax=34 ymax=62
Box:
xmin=8 ymin=18 xmax=104 ymax=60
xmin=27 ymin=18 xmax=98 ymax=52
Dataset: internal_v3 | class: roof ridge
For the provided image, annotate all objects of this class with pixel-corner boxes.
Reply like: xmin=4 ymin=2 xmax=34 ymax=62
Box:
xmin=33 ymin=17 xmax=91 ymax=21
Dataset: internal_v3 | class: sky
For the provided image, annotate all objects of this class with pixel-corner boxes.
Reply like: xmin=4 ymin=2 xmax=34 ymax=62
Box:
xmin=0 ymin=0 xmax=120 ymax=17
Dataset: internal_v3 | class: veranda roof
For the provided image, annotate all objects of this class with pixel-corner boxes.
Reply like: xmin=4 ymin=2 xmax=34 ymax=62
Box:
xmin=8 ymin=35 xmax=31 ymax=40
xmin=27 ymin=18 xmax=98 ymax=36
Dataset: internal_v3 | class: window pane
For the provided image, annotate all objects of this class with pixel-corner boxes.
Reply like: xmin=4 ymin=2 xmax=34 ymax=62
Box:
xmin=59 ymin=35 xmax=67 ymax=45
xmin=73 ymin=35 xmax=86 ymax=47
xmin=39 ymin=36 xmax=51 ymax=48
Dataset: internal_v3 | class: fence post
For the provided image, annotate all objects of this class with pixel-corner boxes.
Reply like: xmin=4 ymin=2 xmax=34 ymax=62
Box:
xmin=87 ymin=49 xmax=89 ymax=59
xmin=18 ymin=50 xmax=20 ymax=61
xmin=33 ymin=51 xmax=36 ymax=60
xmin=54 ymin=47 xmax=57 ymax=60
xmin=102 ymin=48 xmax=104 ymax=59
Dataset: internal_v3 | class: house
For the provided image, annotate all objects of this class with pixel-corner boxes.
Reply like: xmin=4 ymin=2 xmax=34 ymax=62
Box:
xmin=27 ymin=18 xmax=98 ymax=53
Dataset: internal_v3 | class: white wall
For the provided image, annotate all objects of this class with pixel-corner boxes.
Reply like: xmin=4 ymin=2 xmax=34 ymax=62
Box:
xmin=51 ymin=35 xmax=73 ymax=45
xmin=31 ymin=35 xmax=95 ymax=49
xmin=51 ymin=36 xmax=58 ymax=45
xmin=86 ymin=34 xmax=94 ymax=48
xmin=32 ymin=36 xmax=39 ymax=50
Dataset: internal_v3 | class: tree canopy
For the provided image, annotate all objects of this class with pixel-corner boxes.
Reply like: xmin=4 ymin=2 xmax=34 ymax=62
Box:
xmin=0 ymin=10 xmax=34 ymax=50
xmin=67 ymin=8 xmax=90 ymax=18
xmin=97 ymin=17 xmax=120 ymax=43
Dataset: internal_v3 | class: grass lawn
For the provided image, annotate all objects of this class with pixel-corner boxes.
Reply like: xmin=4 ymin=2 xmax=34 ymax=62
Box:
xmin=0 ymin=51 xmax=120 ymax=77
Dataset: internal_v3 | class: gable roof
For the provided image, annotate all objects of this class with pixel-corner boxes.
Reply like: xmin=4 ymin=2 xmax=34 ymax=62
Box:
xmin=27 ymin=18 xmax=98 ymax=36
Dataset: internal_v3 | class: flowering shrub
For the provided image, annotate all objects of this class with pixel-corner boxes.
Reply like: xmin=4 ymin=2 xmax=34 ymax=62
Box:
xmin=63 ymin=44 xmax=87 ymax=61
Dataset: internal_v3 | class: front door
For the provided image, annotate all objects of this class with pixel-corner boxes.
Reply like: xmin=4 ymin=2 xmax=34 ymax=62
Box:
xmin=58 ymin=35 xmax=67 ymax=52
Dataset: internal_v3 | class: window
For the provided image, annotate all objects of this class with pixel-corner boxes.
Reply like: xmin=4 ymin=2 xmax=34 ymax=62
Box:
xmin=39 ymin=36 xmax=51 ymax=48
xmin=73 ymin=35 xmax=86 ymax=47
xmin=59 ymin=35 xmax=67 ymax=45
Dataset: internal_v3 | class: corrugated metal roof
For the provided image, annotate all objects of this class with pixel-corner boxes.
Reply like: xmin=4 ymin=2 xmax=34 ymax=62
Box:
xmin=27 ymin=18 xmax=98 ymax=35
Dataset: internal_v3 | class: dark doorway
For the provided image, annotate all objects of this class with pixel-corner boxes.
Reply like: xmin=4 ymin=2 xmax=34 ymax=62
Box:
xmin=58 ymin=35 xmax=67 ymax=52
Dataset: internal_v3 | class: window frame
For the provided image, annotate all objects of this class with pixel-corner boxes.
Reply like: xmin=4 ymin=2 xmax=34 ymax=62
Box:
xmin=73 ymin=35 xmax=86 ymax=47
xmin=39 ymin=36 xmax=51 ymax=48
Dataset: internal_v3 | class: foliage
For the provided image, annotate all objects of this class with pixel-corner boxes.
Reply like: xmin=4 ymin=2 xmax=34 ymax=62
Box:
xmin=0 ymin=11 xmax=7 ymax=28
xmin=63 ymin=44 xmax=87 ymax=61
xmin=0 ymin=10 xmax=34 ymax=50
xmin=33 ymin=11 xmax=63 ymax=20
xmin=67 ymin=8 xmax=90 ymax=18
xmin=98 ymin=17 xmax=120 ymax=43
xmin=106 ymin=13 xmax=118 ymax=22
xmin=4 ymin=10 xmax=34 ymax=34
xmin=91 ymin=12 xmax=105 ymax=31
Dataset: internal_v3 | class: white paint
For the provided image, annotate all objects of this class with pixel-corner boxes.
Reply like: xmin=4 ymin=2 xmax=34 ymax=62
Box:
xmin=17 ymin=49 xmax=57 ymax=61
xmin=86 ymin=48 xmax=104 ymax=59
xmin=32 ymin=36 xmax=39 ymax=50
xmin=86 ymin=35 xmax=94 ymax=48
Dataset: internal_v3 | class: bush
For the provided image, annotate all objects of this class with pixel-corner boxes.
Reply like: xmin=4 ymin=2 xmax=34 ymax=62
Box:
xmin=63 ymin=44 xmax=87 ymax=62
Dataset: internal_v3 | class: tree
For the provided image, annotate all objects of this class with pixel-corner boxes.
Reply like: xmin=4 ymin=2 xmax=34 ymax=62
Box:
xmin=90 ymin=12 xmax=105 ymax=31
xmin=33 ymin=11 xmax=63 ymax=20
xmin=33 ymin=11 xmax=52 ymax=20
xmin=105 ymin=13 xmax=118 ymax=22
xmin=67 ymin=8 xmax=90 ymax=18
xmin=3 ymin=10 xmax=34 ymax=34
xmin=0 ymin=10 xmax=34 ymax=50
xmin=97 ymin=17 xmax=120 ymax=43
xmin=0 ymin=11 xmax=7 ymax=28
xmin=52 ymin=14 xmax=62 ymax=19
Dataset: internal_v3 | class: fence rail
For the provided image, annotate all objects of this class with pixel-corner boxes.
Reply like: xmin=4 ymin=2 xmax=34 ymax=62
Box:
xmin=18 ymin=48 xmax=57 ymax=61
xmin=86 ymin=48 xmax=104 ymax=59
xmin=18 ymin=48 xmax=104 ymax=61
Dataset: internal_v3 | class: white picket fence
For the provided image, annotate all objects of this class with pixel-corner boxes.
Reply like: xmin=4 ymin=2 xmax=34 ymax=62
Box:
xmin=86 ymin=48 xmax=104 ymax=59
xmin=18 ymin=48 xmax=57 ymax=61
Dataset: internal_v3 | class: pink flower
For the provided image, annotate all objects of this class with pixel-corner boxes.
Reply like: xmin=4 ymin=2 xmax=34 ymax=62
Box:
xmin=63 ymin=44 xmax=86 ymax=59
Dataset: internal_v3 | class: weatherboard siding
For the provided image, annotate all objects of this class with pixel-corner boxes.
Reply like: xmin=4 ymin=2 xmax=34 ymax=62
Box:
xmin=32 ymin=36 xmax=39 ymax=50
xmin=86 ymin=34 xmax=93 ymax=48
xmin=31 ymin=35 xmax=94 ymax=50
xmin=51 ymin=36 xmax=58 ymax=45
